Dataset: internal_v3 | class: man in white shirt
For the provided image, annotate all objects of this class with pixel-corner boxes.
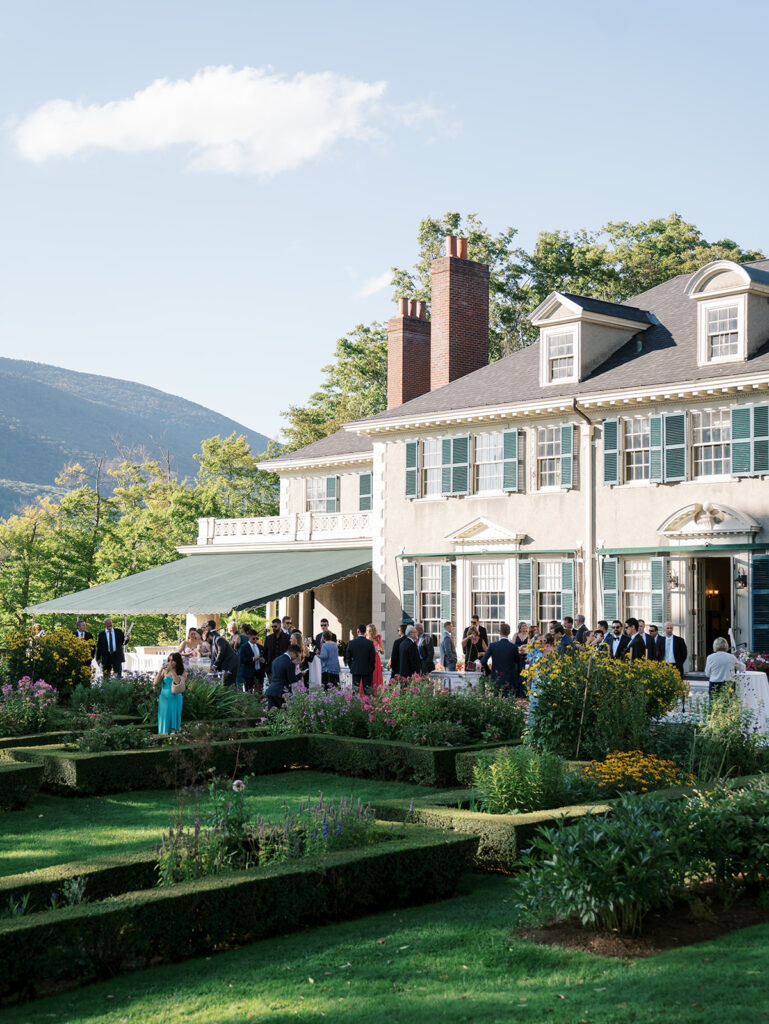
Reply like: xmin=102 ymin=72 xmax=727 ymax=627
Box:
xmin=96 ymin=617 xmax=126 ymax=678
xmin=661 ymin=621 xmax=688 ymax=678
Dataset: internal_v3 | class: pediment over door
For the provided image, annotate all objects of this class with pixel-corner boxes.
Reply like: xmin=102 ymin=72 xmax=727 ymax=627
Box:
xmin=445 ymin=516 xmax=525 ymax=552
xmin=657 ymin=502 xmax=761 ymax=547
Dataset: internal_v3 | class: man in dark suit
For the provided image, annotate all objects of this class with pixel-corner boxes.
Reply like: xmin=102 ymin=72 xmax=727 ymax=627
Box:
xmin=415 ymin=624 xmax=435 ymax=673
xmin=314 ymin=618 xmax=337 ymax=652
xmin=573 ymin=615 xmax=588 ymax=643
xmin=481 ymin=623 xmax=521 ymax=697
xmin=607 ymin=620 xmax=628 ymax=658
xmin=96 ymin=618 xmax=126 ymax=678
xmin=388 ymin=624 xmax=407 ymax=673
xmin=204 ymin=620 xmax=220 ymax=668
xmin=236 ymin=628 xmax=256 ymax=691
xmin=646 ymin=623 xmax=662 ymax=660
xmin=263 ymin=618 xmax=290 ymax=678
xmin=659 ymin=621 xmax=688 ymax=677
xmin=554 ymin=623 xmax=576 ymax=656
xmin=264 ymin=644 xmax=301 ymax=711
xmin=74 ymin=619 xmax=95 ymax=674
xmin=463 ymin=616 xmax=488 ymax=647
xmin=345 ymin=624 xmax=376 ymax=694
xmin=209 ymin=626 xmax=239 ymax=687
xmin=623 ymin=618 xmax=647 ymax=661
xmin=398 ymin=625 xmax=422 ymax=678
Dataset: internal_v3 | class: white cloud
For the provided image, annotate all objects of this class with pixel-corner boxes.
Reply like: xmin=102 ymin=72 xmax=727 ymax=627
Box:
xmin=12 ymin=65 xmax=393 ymax=175
xmin=356 ymin=269 xmax=392 ymax=299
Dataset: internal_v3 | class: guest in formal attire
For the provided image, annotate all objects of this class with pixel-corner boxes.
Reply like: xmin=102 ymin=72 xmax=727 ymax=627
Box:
xmin=705 ymin=637 xmax=739 ymax=698
xmin=236 ymin=626 xmax=256 ymax=691
xmin=263 ymin=618 xmax=290 ymax=679
xmin=178 ymin=628 xmax=204 ymax=661
xmin=227 ymin=621 xmax=241 ymax=650
xmin=289 ymin=630 xmax=310 ymax=687
xmin=209 ymin=626 xmax=239 ymax=687
xmin=155 ymin=652 xmax=186 ymax=734
xmin=415 ymin=624 xmax=435 ymax=673
xmin=607 ymin=620 xmax=627 ymax=658
xmin=462 ymin=627 xmax=487 ymax=670
xmin=440 ymin=621 xmax=457 ymax=671
xmin=596 ymin=620 xmax=609 ymax=635
xmin=398 ymin=625 xmax=422 ymax=678
xmin=554 ymin=623 xmax=576 ymax=655
xmin=463 ymin=616 xmax=488 ymax=648
xmin=366 ymin=624 xmax=385 ymax=690
xmin=96 ymin=618 xmax=126 ymax=679
xmin=204 ymin=620 xmax=220 ymax=668
xmin=660 ymin=621 xmax=688 ymax=678
xmin=512 ymin=621 xmax=529 ymax=650
xmin=645 ymin=623 xmax=662 ymax=660
xmin=248 ymin=628 xmax=265 ymax=693
xmin=319 ymin=630 xmax=341 ymax=689
xmin=388 ymin=624 xmax=407 ymax=674
xmin=314 ymin=618 xmax=337 ymax=653
xmin=481 ymin=623 xmax=521 ymax=696
xmin=562 ymin=616 xmax=574 ymax=638
xmin=264 ymin=644 xmax=301 ymax=711
xmin=345 ymin=624 xmax=376 ymax=695
xmin=74 ymin=619 xmax=95 ymax=674
xmin=623 ymin=618 xmax=647 ymax=661
xmin=574 ymin=615 xmax=588 ymax=643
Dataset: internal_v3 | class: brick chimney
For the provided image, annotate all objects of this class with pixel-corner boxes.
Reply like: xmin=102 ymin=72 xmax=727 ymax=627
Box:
xmin=429 ymin=235 xmax=490 ymax=390
xmin=387 ymin=297 xmax=431 ymax=409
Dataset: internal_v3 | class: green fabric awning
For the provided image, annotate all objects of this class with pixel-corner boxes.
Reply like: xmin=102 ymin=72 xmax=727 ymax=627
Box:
xmin=26 ymin=548 xmax=372 ymax=615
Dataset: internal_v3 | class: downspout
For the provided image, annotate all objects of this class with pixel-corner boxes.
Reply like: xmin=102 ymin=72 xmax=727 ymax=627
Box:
xmin=572 ymin=399 xmax=595 ymax=625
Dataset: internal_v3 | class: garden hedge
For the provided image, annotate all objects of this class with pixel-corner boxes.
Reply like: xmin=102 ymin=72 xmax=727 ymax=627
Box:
xmin=0 ymin=762 xmax=43 ymax=811
xmin=0 ymin=824 xmax=476 ymax=1002
xmin=0 ymin=731 xmax=73 ymax=750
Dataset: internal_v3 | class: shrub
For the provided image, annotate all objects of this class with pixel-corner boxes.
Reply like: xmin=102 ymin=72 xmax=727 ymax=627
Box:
xmin=71 ymin=677 xmax=147 ymax=716
xmin=689 ymin=781 xmax=769 ymax=887
xmin=581 ymin=750 xmax=693 ymax=797
xmin=524 ymin=649 xmax=685 ymax=759
xmin=0 ymin=763 xmax=43 ymax=811
xmin=4 ymin=628 xmax=91 ymax=690
xmin=472 ymin=746 xmax=568 ymax=814
xmin=136 ymin=676 xmax=254 ymax=723
xmin=74 ymin=723 xmax=155 ymax=752
xmin=0 ymin=678 xmax=58 ymax=736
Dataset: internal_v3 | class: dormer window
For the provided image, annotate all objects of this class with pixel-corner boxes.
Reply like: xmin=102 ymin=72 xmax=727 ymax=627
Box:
xmin=547 ymin=330 xmax=576 ymax=381
xmin=706 ymin=303 xmax=740 ymax=360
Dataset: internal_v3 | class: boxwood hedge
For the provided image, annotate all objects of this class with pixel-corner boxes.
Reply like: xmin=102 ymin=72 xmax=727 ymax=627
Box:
xmin=0 ymin=763 xmax=43 ymax=811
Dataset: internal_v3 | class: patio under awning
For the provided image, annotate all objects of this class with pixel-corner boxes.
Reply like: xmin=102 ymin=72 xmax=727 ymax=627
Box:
xmin=25 ymin=548 xmax=372 ymax=615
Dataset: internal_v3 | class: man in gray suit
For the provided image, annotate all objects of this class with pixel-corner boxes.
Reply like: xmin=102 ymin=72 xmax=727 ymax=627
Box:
xmin=440 ymin=621 xmax=457 ymax=671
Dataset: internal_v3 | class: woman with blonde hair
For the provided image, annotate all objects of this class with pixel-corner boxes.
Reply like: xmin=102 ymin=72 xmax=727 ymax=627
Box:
xmin=366 ymin=623 xmax=385 ymax=691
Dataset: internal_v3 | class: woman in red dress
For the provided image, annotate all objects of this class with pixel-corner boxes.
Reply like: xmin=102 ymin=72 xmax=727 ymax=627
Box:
xmin=366 ymin=623 xmax=385 ymax=692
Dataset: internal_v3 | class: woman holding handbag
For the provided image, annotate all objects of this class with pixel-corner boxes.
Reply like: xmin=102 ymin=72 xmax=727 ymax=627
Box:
xmin=155 ymin=652 xmax=187 ymax=734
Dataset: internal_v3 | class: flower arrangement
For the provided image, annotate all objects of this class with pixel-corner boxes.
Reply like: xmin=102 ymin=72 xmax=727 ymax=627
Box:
xmin=581 ymin=750 xmax=693 ymax=797
xmin=737 ymin=651 xmax=769 ymax=675
xmin=0 ymin=677 xmax=58 ymax=735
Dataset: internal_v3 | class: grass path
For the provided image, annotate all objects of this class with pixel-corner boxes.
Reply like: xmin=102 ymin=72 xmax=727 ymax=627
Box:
xmin=0 ymin=771 xmax=441 ymax=877
xmin=2 ymin=873 xmax=768 ymax=1023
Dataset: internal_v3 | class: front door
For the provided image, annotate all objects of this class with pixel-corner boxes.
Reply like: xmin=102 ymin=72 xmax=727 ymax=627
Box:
xmin=703 ymin=557 xmax=732 ymax=658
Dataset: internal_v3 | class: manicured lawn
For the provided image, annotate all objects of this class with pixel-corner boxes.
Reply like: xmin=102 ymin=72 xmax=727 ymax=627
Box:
xmin=0 ymin=771 xmax=444 ymax=877
xmin=3 ymin=873 xmax=768 ymax=1023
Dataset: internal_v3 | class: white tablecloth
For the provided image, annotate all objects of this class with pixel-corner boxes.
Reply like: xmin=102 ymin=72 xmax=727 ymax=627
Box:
xmin=736 ymin=670 xmax=769 ymax=733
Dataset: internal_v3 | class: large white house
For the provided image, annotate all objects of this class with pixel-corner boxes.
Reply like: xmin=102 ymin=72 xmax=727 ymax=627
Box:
xmin=32 ymin=238 xmax=769 ymax=672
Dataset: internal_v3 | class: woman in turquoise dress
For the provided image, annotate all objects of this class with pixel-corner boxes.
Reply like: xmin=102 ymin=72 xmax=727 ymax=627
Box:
xmin=154 ymin=652 xmax=187 ymax=733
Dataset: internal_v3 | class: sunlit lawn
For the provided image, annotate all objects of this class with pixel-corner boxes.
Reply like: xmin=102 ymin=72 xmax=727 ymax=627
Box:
xmin=0 ymin=771 xmax=444 ymax=877
xmin=2 ymin=873 xmax=768 ymax=1024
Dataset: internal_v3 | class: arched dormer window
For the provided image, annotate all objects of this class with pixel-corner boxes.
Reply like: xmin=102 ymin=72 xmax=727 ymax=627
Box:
xmin=685 ymin=260 xmax=769 ymax=366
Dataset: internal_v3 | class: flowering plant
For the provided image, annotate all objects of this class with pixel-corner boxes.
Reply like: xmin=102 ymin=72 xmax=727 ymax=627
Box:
xmin=737 ymin=650 xmax=769 ymax=674
xmin=581 ymin=750 xmax=693 ymax=797
xmin=0 ymin=677 xmax=58 ymax=735
xmin=4 ymin=628 xmax=91 ymax=689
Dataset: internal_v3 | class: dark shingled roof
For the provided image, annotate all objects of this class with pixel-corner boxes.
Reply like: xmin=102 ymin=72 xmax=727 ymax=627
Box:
xmin=558 ymin=293 xmax=652 ymax=324
xmin=264 ymin=427 xmax=372 ymax=465
xmin=361 ymin=258 xmax=769 ymax=424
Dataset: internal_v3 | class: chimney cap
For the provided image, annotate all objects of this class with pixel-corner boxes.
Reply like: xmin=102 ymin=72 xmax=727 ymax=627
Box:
xmin=445 ymin=235 xmax=468 ymax=259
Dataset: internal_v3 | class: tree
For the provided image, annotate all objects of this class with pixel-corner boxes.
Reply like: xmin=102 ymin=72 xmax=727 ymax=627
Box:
xmin=193 ymin=433 xmax=279 ymax=518
xmin=281 ymin=324 xmax=387 ymax=452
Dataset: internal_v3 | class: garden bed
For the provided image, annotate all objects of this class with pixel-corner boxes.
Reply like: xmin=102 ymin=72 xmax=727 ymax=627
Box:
xmin=0 ymin=763 xmax=43 ymax=811
xmin=0 ymin=823 xmax=476 ymax=1002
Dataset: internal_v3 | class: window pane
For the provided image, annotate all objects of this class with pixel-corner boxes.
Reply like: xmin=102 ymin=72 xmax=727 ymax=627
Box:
xmin=474 ymin=431 xmax=504 ymax=491
xmin=471 ymin=562 xmax=505 ymax=641
xmin=422 ymin=438 xmax=442 ymax=495
xmin=623 ymin=416 xmax=651 ymax=481
xmin=623 ymin=559 xmax=651 ymax=622
xmin=707 ymin=305 xmax=739 ymax=358
xmin=537 ymin=426 xmax=560 ymax=487
xmin=306 ymin=477 xmax=327 ymax=513
xmin=692 ymin=409 xmax=731 ymax=476
xmin=420 ymin=564 xmax=441 ymax=640
xmin=537 ymin=560 xmax=562 ymax=628
xmin=548 ymin=331 xmax=575 ymax=380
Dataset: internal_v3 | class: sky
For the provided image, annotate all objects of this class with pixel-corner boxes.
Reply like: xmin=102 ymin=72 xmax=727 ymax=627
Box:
xmin=3 ymin=0 xmax=769 ymax=440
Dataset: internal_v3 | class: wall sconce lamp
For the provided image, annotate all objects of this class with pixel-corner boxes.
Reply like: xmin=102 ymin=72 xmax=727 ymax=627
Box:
xmin=735 ymin=570 xmax=748 ymax=591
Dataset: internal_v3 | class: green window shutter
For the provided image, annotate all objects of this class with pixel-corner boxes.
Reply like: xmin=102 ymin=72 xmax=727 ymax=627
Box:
xmin=325 ymin=475 xmax=339 ymax=513
xmin=440 ymin=563 xmax=453 ymax=622
xmin=502 ymin=430 xmax=518 ymax=491
xmin=731 ymin=407 xmax=752 ymax=475
xmin=603 ymin=418 xmax=619 ymax=485
xmin=561 ymin=559 xmax=575 ymax=618
xmin=401 ymin=563 xmax=417 ymax=624
xmin=517 ymin=559 xmax=533 ymax=623
xmin=650 ymin=557 xmax=666 ymax=624
xmin=441 ymin=438 xmax=452 ymax=495
xmin=752 ymin=556 xmax=769 ymax=654
xmin=602 ymin=557 xmax=619 ymax=622
xmin=451 ymin=435 xmax=470 ymax=495
xmin=663 ymin=413 xmax=687 ymax=482
xmin=358 ymin=473 xmax=372 ymax=512
xmin=405 ymin=441 xmax=419 ymax=498
xmin=649 ymin=415 xmax=663 ymax=483
xmin=560 ymin=423 xmax=574 ymax=489
xmin=753 ymin=405 xmax=769 ymax=474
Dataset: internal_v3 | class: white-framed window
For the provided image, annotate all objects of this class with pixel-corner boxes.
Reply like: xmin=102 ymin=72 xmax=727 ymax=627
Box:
xmin=420 ymin=564 xmax=441 ymax=642
xmin=698 ymin=296 xmax=745 ymax=365
xmin=707 ymin=304 xmax=740 ymax=359
xmin=422 ymin=438 xmax=442 ymax=496
xmin=692 ymin=409 xmax=731 ymax=477
xmin=623 ymin=416 xmax=651 ymax=482
xmin=474 ymin=431 xmax=504 ymax=491
xmin=623 ymin=560 xmax=651 ymax=622
xmin=546 ymin=329 xmax=576 ymax=382
xmin=306 ymin=478 xmax=326 ymax=513
xmin=537 ymin=560 xmax=562 ymax=629
xmin=537 ymin=426 xmax=560 ymax=488
xmin=471 ymin=562 xmax=506 ymax=642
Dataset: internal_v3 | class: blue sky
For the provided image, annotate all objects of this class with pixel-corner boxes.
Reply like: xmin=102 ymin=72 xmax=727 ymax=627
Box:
xmin=2 ymin=0 xmax=769 ymax=440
